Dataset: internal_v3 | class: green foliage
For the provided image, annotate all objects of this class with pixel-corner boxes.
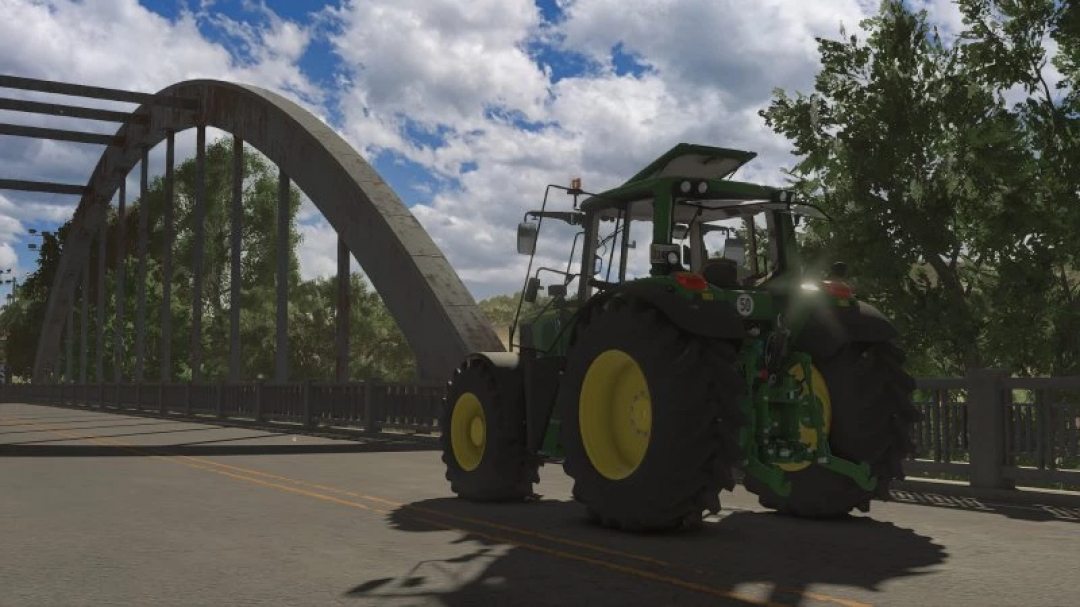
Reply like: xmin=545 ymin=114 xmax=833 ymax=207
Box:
xmin=761 ymin=0 xmax=1079 ymax=376
xmin=477 ymin=291 xmax=551 ymax=329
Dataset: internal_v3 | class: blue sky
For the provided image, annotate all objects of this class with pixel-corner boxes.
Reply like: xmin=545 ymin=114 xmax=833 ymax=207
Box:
xmin=0 ymin=0 xmax=1022 ymax=301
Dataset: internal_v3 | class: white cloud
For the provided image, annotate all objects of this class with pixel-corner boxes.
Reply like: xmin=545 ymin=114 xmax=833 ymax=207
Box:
xmin=909 ymin=0 xmax=967 ymax=38
xmin=0 ymin=242 xmax=18 ymax=270
xmin=296 ymin=218 xmax=339 ymax=280
xmin=325 ymin=0 xmax=548 ymax=128
xmin=559 ymin=0 xmax=867 ymax=102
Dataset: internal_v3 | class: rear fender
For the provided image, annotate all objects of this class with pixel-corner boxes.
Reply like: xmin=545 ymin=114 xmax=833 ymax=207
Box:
xmin=791 ymin=300 xmax=900 ymax=361
xmin=572 ymin=281 xmax=746 ymax=345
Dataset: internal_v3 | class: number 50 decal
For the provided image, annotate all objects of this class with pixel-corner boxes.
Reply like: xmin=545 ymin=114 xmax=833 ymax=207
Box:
xmin=736 ymin=294 xmax=755 ymax=317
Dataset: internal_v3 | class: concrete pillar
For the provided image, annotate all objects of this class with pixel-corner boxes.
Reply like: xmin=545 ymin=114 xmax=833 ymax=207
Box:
xmin=161 ymin=131 xmax=174 ymax=382
xmin=79 ymin=258 xmax=88 ymax=383
xmin=967 ymin=368 xmax=1014 ymax=490
xmin=135 ymin=146 xmax=149 ymax=381
xmin=275 ymin=168 xmax=289 ymax=383
xmin=191 ymin=125 xmax=206 ymax=383
xmin=95 ymin=214 xmax=105 ymax=382
xmin=114 ymin=179 xmax=126 ymax=383
xmin=229 ymin=135 xmax=243 ymax=382
xmin=336 ymin=235 xmax=350 ymax=382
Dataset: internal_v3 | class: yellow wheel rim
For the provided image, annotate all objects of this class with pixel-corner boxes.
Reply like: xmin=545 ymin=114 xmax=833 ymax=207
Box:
xmin=579 ymin=349 xmax=652 ymax=480
xmin=778 ymin=362 xmax=832 ymax=472
xmin=450 ymin=392 xmax=486 ymax=471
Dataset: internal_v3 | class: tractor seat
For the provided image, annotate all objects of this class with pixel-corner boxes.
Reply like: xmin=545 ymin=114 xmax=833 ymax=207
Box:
xmin=702 ymin=258 xmax=740 ymax=288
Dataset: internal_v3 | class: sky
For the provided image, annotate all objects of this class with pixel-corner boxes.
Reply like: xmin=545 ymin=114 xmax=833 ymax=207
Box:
xmin=0 ymin=0 xmax=981 ymax=305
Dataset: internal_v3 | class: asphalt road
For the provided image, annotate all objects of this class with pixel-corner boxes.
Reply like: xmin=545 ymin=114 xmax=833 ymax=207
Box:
xmin=1 ymin=403 xmax=1078 ymax=607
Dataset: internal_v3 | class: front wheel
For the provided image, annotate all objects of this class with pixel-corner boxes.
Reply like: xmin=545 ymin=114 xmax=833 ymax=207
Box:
xmin=743 ymin=342 xmax=919 ymax=517
xmin=440 ymin=360 xmax=539 ymax=501
xmin=558 ymin=297 xmax=745 ymax=531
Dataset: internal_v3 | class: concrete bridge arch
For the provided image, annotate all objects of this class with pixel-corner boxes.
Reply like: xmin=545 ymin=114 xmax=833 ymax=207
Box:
xmin=32 ymin=79 xmax=502 ymax=382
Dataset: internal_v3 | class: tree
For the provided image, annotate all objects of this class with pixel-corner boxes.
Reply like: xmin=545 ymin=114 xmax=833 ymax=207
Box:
xmin=951 ymin=0 xmax=1080 ymax=375
xmin=0 ymin=138 xmax=420 ymax=383
xmin=0 ymin=225 xmax=72 ymax=379
xmin=760 ymin=0 xmax=1078 ymax=376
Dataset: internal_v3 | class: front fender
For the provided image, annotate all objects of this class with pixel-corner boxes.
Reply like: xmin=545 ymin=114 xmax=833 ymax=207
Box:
xmin=465 ymin=352 xmax=521 ymax=372
xmin=460 ymin=351 xmax=526 ymax=429
xmin=462 ymin=352 xmax=524 ymax=399
xmin=462 ymin=351 xmax=562 ymax=455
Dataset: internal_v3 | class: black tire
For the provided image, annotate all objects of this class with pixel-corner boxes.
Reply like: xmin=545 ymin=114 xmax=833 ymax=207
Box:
xmin=743 ymin=341 xmax=919 ymax=517
xmin=440 ymin=359 xmax=540 ymax=501
xmin=558 ymin=297 xmax=745 ymax=531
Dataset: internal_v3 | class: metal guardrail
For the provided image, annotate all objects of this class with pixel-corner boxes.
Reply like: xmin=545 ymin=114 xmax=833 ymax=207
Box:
xmin=3 ymin=370 xmax=1079 ymax=491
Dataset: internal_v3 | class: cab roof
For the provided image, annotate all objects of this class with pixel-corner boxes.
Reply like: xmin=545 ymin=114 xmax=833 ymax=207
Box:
xmin=623 ymin=143 xmax=757 ymax=184
xmin=579 ymin=143 xmax=791 ymax=222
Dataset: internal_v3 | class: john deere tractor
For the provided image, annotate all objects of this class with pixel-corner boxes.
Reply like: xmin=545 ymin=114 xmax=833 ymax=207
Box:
xmin=439 ymin=143 xmax=919 ymax=531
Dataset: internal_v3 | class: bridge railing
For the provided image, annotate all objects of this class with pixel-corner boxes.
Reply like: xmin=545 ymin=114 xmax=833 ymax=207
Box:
xmin=909 ymin=372 xmax=1080 ymax=491
xmin=2 ymin=371 xmax=1078 ymax=492
xmin=0 ymin=380 xmax=443 ymax=436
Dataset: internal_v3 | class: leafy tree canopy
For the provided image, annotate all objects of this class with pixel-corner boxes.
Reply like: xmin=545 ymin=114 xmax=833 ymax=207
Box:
xmin=761 ymin=0 xmax=1078 ymax=376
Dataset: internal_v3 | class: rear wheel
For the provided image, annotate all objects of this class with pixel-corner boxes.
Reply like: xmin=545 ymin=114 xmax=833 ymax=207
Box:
xmin=743 ymin=342 xmax=918 ymax=517
xmin=440 ymin=360 xmax=539 ymax=501
xmin=558 ymin=297 xmax=744 ymax=531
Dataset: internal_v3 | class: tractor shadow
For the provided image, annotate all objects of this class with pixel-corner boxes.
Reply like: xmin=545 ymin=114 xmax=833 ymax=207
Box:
xmin=344 ymin=497 xmax=947 ymax=606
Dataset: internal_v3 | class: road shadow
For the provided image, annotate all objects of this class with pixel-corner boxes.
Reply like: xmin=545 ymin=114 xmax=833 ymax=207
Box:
xmin=0 ymin=438 xmax=439 ymax=457
xmin=0 ymin=415 xmax=113 ymax=425
xmin=343 ymin=497 xmax=947 ymax=606
xmin=888 ymin=488 xmax=1080 ymax=523
xmin=5 ymin=426 xmax=232 ymax=445
xmin=0 ymin=420 xmax=182 ymax=435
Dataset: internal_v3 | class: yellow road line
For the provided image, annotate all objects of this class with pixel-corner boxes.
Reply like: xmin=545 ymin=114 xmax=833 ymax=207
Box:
xmin=1 ymin=415 xmax=872 ymax=607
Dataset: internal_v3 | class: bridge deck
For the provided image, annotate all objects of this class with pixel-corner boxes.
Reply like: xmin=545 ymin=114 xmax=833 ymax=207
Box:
xmin=1 ymin=403 xmax=1076 ymax=607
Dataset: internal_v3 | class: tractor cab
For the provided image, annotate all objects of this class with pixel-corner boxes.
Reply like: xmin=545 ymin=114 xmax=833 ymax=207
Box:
xmin=509 ymin=143 xmax=828 ymax=358
xmin=513 ymin=143 xmax=826 ymax=302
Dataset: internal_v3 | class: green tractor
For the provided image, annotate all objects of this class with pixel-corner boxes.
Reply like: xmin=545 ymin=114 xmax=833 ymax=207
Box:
xmin=439 ymin=143 xmax=919 ymax=531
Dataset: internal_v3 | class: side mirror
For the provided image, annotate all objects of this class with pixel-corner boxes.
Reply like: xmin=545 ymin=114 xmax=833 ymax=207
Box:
xmin=722 ymin=238 xmax=745 ymax=267
xmin=517 ymin=222 xmax=538 ymax=255
xmin=523 ymin=277 xmax=541 ymax=303
xmin=594 ymin=255 xmax=603 ymax=275
xmin=672 ymin=223 xmax=689 ymax=240
xmin=682 ymin=245 xmax=691 ymax=265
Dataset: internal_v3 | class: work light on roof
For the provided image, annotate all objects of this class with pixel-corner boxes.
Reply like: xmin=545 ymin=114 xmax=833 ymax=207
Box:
xmin=680 ymin=180 xmax=692 ymax=193
xmin=697 ymin=182 xmax=708 ymax=194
